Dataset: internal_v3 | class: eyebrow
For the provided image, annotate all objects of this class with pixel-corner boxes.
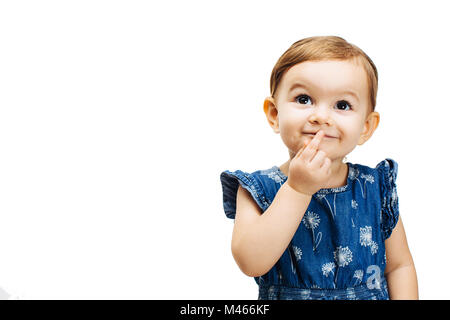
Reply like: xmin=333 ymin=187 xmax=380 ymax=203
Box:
xmin=288 ymin=83 xmax=360 ymax=102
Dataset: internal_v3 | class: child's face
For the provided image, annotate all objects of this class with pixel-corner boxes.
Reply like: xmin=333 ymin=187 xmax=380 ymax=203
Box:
xmin=264 ymin=59 xmax=379 ymax=161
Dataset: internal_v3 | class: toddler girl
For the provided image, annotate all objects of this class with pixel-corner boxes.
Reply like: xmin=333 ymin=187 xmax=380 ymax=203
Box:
xmin=220 ymin=36 xmax=418 ymax=300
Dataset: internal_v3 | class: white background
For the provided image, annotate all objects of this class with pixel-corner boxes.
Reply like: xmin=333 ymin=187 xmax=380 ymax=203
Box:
xmin=0 ymin=0 xmax=448 ymax=299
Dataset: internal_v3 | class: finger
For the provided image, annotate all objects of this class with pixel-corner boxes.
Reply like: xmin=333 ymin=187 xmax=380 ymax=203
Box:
xmin=307 ymin=130 xmax=324 ymax=150
xmin=301 ymin=131 xmax=324 ymax=162
xmin=294 ymin=140 xmax=309 ymax=159
xmin=312 ymin=150 xmax=327 ymax=168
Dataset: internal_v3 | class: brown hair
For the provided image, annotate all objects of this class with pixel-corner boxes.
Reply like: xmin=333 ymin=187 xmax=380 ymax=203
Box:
xmin=270 ymin=36 xmax=378 ymax=111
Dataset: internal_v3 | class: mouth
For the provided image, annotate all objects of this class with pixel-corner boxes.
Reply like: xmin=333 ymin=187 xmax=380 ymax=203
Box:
xmin=303 ymin=132 xmax=338 ymax=139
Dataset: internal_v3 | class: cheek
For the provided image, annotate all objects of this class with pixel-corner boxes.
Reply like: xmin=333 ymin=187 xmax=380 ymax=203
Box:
xmin=338 ymin=117 xmax=365 ymax=141
xmin=343 ymin=128 xmax=361 ymax=143
xmin=278 ymin=108 xmax=308 ymax=129
xmin=278 ymin=116 xmax=298 ymax=150
xmin=278 ymin=115 xmax=304 ymax=150
xmin=279 ymin=129 xmax=298 ymax=150
xmin=278 ymin=111 xmax=304 ymax=135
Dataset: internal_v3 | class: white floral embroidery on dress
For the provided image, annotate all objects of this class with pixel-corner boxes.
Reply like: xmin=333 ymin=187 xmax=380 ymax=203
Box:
xmin=360 ymin=226 xmax=373 ymax=247
xmin=370 ymin=241 xmax=378 ymax=255
xmin=353 ymin=269 xmax=364 ymax=285
xmin=349 ymin=167 xmax=374 ymax=198
xmin=350 ymin=200 xmax=358 ymax=228
xmin=315 ymin=193 xmax=337 ymax=219
xmin=303 ymin=211 xmax=320 ymax=229
xmin=266 ymin=171 xmax=283 ymax=184
xmin=348 ymin=166 xmax=359 ymax=180
xmin=290 ymin=254 xmax=296 ymax=274
xmin=292 ymin=245 xmax=302 ymax=261
xmin=334 ymin=246 xmax=353 ymax=267
xmin=359 ymin=226 xmax=378 ymax=255
xmin=321 ymin=262 xmax=336 ymax=277
xmin=260 ymin=167 xmax=284 ymax=185
xmin=315 ymin=193 xmax=326 ymax=200
xmin=303 ymin=211 xmax=322 ymax=250
xmin=360 ymin=173 xmax=375 ymax=184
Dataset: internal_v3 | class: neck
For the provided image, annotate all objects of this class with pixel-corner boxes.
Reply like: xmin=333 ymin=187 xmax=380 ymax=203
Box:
xmin=280 ymin=157 xmax=349 ymax=189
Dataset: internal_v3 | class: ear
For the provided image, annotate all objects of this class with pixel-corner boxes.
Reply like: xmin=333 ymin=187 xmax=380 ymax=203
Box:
xmin=358 ymin=111 xmax=380 ymax=145
xmin=263 ymin=96 xmax=280 ymax=133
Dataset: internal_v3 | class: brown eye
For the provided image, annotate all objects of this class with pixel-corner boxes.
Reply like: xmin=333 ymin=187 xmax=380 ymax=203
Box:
xmin=295 ymin=94 xmax=312 ymax=105
xmin=335 ymin=100 xmax=352 ymax=111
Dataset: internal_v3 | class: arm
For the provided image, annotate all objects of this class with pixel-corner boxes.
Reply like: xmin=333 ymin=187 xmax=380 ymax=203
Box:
xmin=232 ymin=183 xmax=311 ymax=277
xmin=384 ymin=215 xmax=419 ymax=299
xmin=231 ymin=131 xmax=331 ymax=277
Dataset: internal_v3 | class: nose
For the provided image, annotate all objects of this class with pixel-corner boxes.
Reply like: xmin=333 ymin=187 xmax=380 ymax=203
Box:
xmin=308 ymin=104 xmax=332 ymax=126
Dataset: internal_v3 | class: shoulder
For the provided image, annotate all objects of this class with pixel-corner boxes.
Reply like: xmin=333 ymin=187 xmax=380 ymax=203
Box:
xmin=220 ymin=166 xmax=285 ymax=219
xmin=221 ymin=166 xmax=286 ymax=193
xmin=375 ymin=158 xmax=398 ymax=187
xmin=349 ymin=158 xmax=398 ymax=184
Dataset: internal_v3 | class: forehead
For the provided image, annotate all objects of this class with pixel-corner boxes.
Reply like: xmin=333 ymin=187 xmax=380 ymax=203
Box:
xmin=280 ymin=59 xmax=369 ymax=100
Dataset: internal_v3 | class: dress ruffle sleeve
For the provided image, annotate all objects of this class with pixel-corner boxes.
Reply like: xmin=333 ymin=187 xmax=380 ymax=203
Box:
xmin=220 ymin=170 xmax=270 ymax=219
xmin=376 ymin=159 xmax=400 ymax=240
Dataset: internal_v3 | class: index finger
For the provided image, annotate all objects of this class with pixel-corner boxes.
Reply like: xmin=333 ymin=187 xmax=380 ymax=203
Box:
xmin=306 ymin=130 xmax=324 ymax=150
xmin=300 ymin=130 xmax=324 ymax=162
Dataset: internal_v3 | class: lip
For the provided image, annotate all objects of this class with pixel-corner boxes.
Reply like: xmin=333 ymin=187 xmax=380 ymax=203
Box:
xmin=303 ymin=132 xmax=338 ymax=139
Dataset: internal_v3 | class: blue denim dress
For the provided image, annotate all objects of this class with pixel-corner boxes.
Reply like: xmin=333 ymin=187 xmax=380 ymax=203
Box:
xmin=220 ymin=159 xmax=399 ymax=300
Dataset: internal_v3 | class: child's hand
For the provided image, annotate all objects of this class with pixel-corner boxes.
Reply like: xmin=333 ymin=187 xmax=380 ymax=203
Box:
xmin=287 ymin=130 xmax=332 ymax=196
